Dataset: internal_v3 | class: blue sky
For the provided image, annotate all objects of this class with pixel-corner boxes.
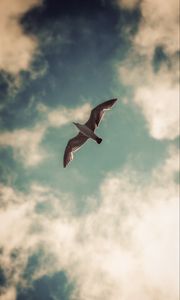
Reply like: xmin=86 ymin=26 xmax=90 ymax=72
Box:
xmin=0 ymin=0 xmax=179 ymax=299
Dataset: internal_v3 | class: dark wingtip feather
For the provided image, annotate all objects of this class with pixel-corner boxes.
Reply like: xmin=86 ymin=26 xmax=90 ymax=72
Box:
xmin=106 ymin=98 xmax=118 ymax=107
xmin=63 ymin=159 xmax=66 ymax=168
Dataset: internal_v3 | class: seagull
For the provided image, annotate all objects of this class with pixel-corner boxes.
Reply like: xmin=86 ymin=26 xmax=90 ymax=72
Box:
xmin=63 ymin=98 xmax=117 ymax=168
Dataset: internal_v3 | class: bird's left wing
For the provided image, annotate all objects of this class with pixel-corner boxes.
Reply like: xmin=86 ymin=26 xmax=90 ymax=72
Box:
xmin=85 ymin=98 xmax=117 ymax=131
xmin=63 ymin=132 xmax=88 ymax=167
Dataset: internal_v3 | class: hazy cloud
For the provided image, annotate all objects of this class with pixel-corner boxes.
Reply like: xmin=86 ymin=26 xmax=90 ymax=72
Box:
xmin=0 ymin=0 xmax=42 ymax=75
xmin=134 ymin=83 xmax=179 ymax=140
xmin=117 ymin=0 xmax=179 ymax=140
xmin=0 ymin=147 xmax=178 ymax=299
xmin=133 ymin=0 xmax=179 ymax=57
xmin=40 ymin=102 xmax=91 ymax=128
xmin=0 ymin=103 xmax=91 ymax=166
xmin=0 ymin=125 xmax=46 ymax=167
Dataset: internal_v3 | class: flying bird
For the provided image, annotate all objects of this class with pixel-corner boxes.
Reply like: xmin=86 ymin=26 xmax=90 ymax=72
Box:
xmin=63 ymin=98 xmax=117 ymax=168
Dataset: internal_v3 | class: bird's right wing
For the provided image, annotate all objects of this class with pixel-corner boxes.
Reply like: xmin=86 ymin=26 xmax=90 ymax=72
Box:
xmin=63 ymin=132 xmax=88 ymax=167
xmin=85 ymin=98 xmax=117 ymax=131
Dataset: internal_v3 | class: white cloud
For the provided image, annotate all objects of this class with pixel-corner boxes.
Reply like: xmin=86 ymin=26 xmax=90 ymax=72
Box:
xmin=134 ymin=0 xmax=179 ymax=57
xmin=0 ymin=0 xmax=42 ymax=75
xmin=117 ymin=0 xmax=179 ymax=140
xmin=117 ymin=0 xmax=179 ymax=55
xmin=134 ymin=78 xmax=179 ymax=140
xmin=0 ymin=103 xmax=92 ymax=166
xmin=0 ymin=125 xmax=46 ymax=166
xmin=0 ymin=148 xmax=178 ymax=300
xmin=71 ymin=150 xmax=178 ymax=300
xmin=0 ymin=183 xmax=76 ymax=295
xmin=46 ymin=103 xmax=91 ymax=127
xmin=119 ymin=61 xmax=179 ymax=139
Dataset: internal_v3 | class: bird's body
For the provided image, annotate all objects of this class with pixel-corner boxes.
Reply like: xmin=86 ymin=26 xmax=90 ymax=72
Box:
xmin=73 ymin=123 xmax=102 ymax=144
xmin=63 ymin=98 xmax=117 ymax=167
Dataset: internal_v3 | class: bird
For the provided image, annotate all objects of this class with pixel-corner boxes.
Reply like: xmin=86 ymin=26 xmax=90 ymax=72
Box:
xmin=63 ymin=98 xmax=117 ymax=168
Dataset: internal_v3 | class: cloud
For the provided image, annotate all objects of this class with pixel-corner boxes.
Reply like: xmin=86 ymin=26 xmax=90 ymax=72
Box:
xmin=0 ymin=0 xmax=42 ymax=75
xmin=0 ymin=103 xmax=91 ymax=166
xmin=0 ymin=182 xmax=76 ymax=296
xmin=117 ymin=0 xmax=139 ymax=10
xmin=0 ymin=147 xmax=178 ymax=299
xmin=0 ymin=287 xmax=16 ymax=300
xmin=119 ymin=61 xmax=179 ymax=140
xmin=41 ymin=102 xmax=91 ymax=128
xmin=69 ymin=148 xmax=179 ymax=300
xmin=117 ymin=0 xmax=179 ymax=140
xmin=133 ymin=0 xmax=179 ymax=57
xmin=133 ymin=71 xmax=179 ymax=140
xmin=0 ymin=125 xmax=46 ymax=167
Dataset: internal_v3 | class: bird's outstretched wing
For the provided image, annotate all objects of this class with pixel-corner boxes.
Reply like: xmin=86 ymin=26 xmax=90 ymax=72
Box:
xmin=63 ymin=132 xmax=88 ymax=168
xmin=85 ymin=98 xmax=117 ymax=131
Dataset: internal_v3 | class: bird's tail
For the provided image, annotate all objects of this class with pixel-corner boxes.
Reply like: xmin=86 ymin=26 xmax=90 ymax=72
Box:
xmin=96 ymin=137 xmax=102 ymax=144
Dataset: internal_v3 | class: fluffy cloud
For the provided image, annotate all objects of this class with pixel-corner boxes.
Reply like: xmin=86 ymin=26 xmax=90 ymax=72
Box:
xmin=133 ymin=68 xmax=179 ymax=139
xmin=0 ymin=0 xmax=42 ymax=74
xmin=0 ymin=125 xmax=46 ymax=166
xmin=0 ymin=148 xmax=178 ymax=299
xmin=70 ymin=148 xmax=179 ymax=300
xmin=0 ymin=103 xmax=91 ymax=166
xmin=133 ymin=0 xmax=179 ymax=56
xmin=0 ymin=182 xmax=77 ymax=298
xmin=117 ymin=0 xmax=179 ymax=140
xmin=119 ymin=62 xmax=179 ymax=140
xmin=37 ymin=102 xmax=91 ymax=128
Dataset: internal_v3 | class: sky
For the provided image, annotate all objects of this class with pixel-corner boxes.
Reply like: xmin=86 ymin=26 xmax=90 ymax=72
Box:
xmin=0 ymin=0 xmax=179 ymax=299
